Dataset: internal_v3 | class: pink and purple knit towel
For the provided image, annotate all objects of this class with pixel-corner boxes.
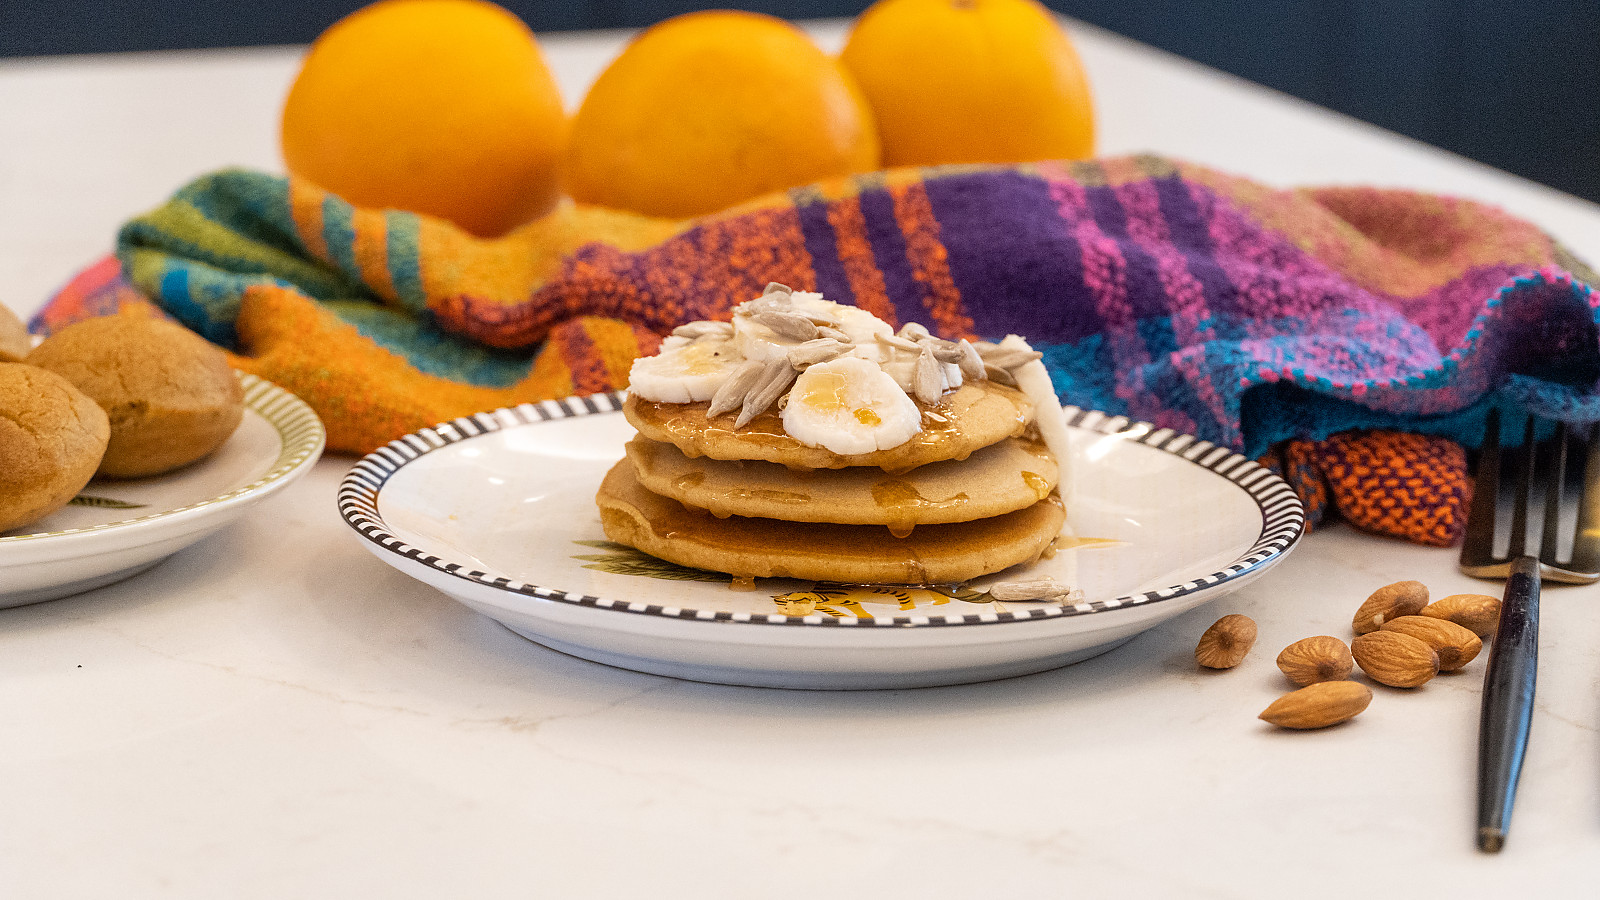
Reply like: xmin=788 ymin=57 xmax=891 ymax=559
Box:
xmin=35 ymin=155 xmax=1600 ymax=545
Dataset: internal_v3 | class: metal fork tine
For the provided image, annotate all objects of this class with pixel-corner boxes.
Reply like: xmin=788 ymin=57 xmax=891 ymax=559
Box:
xmin=1461 ymin=409 xmax=1503 ymax=571
xmin=1506 ymin=414 xmax=1536 ymax=561
xmin=1569 ymin=422 xmax=1600 ymax=576
xmin=1539 ymin=422 xmax=1570 ymax=564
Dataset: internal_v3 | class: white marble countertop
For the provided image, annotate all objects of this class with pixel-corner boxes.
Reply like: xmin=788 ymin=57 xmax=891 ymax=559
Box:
xmin=4 ymin=19 xmax=1600 ymax=898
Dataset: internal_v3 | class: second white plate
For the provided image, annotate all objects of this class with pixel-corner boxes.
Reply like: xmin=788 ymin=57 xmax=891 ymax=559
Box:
xmin=339 ymin=394 xmax=1304 ymax=689
xmin=0 ymin=374 xmax=325 ymax=607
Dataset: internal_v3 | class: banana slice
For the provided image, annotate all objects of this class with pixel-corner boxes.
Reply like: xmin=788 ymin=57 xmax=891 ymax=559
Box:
xmin=1000 ymin=334 xmax=1070 ymax=465
xmin=731 ymin=316 xmax=793 ymax=364
xmin=874 ymin=345 xmax=962 ymax=399
xmin=788 ymin=292 xmax=892 ymax=345
xmin=781 ymin=356 xmax=921 ymax=455
xmin=627 ymin=335 xmax=740 ymax=404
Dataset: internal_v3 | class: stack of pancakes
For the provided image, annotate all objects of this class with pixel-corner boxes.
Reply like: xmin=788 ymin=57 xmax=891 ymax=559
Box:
xmin=596 ymin=380 xmax=1065 ymax=585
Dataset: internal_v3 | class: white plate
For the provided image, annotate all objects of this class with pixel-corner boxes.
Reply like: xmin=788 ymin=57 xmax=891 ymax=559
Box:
xmin=0 ymin=374 xmax=325 ymax=606
xmin=338 ymin=394 xmax=1305 ymax=689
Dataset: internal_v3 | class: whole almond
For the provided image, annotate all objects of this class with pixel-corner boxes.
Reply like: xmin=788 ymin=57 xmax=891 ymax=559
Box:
xmin=1352 ymin=580 xmax=1429 ymax=635
xmin=1421 ymin=593 xmax=1502 ymax=638
xmin=1196 ymin=614 xmax=1257 ymax=669
xmin=1276 ymin=636 xmax=1354 ymax=686
xmin=1260 ymin=681 xmax=1373 ymax=729
xmin=1380 ymin=615 xmax=1482 ymax=671
xmin=1352 ymin=631 xmax=1439 ymax=687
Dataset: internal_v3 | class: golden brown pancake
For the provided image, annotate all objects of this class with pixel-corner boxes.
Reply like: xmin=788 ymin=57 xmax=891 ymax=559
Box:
xmin=623 ymin=380 xmax=1031 ymax=471
xmin=596 ymin=459 xmax=1064 ymax=584
xmin=627 ymin=434 xmax=1058 ymax=527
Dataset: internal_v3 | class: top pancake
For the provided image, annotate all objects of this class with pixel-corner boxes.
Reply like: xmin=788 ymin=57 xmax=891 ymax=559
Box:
xmin=623 ymin=380 xmax=1032 ymax=471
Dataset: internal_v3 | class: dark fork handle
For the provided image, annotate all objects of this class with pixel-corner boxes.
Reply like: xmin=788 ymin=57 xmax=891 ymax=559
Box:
xmin=1477 ymin=555 xmax=1541 ymax=852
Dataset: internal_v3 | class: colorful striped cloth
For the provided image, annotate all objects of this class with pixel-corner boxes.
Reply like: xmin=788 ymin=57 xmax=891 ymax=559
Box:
xmin=35 ymin=155 xmax=1600 ymax=545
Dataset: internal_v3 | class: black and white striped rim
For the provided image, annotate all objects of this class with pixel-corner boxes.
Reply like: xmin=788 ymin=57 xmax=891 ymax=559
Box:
xmin=338 ymin=393 xmax=1305 ymax=629
xmin=1 ymin=373 xmax=326 ymax=544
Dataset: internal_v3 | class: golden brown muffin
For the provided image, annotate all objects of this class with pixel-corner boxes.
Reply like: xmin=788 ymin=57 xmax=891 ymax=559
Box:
xmin=28 ymin=313 xmax=244 ymax=478
xmin=597 ymin=459 xmax=1064 ymax=585
xmin=0 ymin=362 xmax=111 ymax=533
xmin=0 ymin=302 xmax=30 ymax=363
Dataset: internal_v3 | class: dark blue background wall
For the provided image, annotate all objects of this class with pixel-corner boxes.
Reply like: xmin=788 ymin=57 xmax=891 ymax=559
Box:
xmin=3 ymin=0 xmax=1595 ymax=204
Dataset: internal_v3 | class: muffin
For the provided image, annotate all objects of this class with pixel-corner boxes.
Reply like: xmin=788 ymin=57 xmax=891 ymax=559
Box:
xmin=0 ymin=362 xmax=111 ymax=533
xmin=0 ymin=302 xmax=30 ymax=363
xmin=28 ymin=313 xmax=244 ymax=478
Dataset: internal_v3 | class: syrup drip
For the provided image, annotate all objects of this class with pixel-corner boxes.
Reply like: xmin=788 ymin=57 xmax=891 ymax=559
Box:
xmin=1021 ymin=471 xmax=1051 ymax=500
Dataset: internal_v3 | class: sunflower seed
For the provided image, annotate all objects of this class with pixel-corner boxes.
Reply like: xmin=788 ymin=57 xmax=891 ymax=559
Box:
xmin=707 ymin=359 xmax=765 ymax=418
xmin=988 ymin=577 xmax=1078 ymax=603
xmin=736 ymin=357 xmax=798 ymax=427
xmin=751 ymin=310 xmax=820 ymax=342
xmin=957 ymin=339 xmax=986 ymax=380
xmin=787 ymin=338 xmax=851 ymax=368
xmin=817 ymin=326 xmax=851 ymax=343
xmin=927 ymin=344 xmax=964 ymax=364
xmin=762 ymin=282 xmax=793 ymax=297
xmin=898 ymin=321 xmax=931 ymax=341
xmin=875 ymin=332 xmax=924 ymax=353
xmin=797 ymin=308 xmax=840 ymax=327
xmin=984 ymin=364 xmax=1018 ymax=387
xmin=913 ymin=347 xmax=944 ymax=405
xmin=976 ymin=346 xmax=1043 ymax=370
xmin=671 ymin=320 xmax=733 ymax=340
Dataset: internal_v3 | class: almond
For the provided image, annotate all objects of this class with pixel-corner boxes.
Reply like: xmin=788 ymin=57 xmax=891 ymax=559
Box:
xmin=1352 ymin=580 xmax=1429 ymax=635
xmin=1352 ymin=631 xmax=1439 ymax=687
xmin=1196 ymin=614 xmax=1257 ymax=669
xmin=1276 ymin=636 xmax=1354 ymax=686
xmin=1260 ymin=681 xmax=1373 ymax=729
xmin=1380 ymin=615 xmax=1482 ymax=671
xmin=1421 ymin=593 xmax=1501 ymax=638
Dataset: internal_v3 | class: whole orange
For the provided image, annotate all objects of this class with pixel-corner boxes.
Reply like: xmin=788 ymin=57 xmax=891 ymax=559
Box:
xmin=841 ymin=0 xmax=1095 ymax=166
xmin=281 ymin=0 xmax=566 ymax=237
xmin=565 ymin=11 xmax=880 ymax=218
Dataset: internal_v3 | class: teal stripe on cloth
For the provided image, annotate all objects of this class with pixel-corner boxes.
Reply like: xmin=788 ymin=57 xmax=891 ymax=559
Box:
xmin=154 ymin=266 xmax=228 ymax=343
xmin=385 ymin=213 xmax=427 ymax=314
xmin=321 ymin=194 xmax=360 ymax=281
xmin=324 ymin=300 xmax=534 ymax=388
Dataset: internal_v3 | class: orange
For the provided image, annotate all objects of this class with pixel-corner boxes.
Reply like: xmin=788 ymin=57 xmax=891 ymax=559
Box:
xmin=565 ymin=11 xmax=880 ymax=218
xmin=281 ymin=0 xmax=566 ymax=237
xmin=841 ymin=0 xmax=1095 ymax=167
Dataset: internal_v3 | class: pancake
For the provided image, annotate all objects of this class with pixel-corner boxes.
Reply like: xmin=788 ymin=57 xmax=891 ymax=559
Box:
xmin=596 ymin=459 xmax=1064 ymax=585
xmin=623 ymin=380 xmax=1031 ymax=471
xmin=627 ymin=434 xmax=1058 ymax=527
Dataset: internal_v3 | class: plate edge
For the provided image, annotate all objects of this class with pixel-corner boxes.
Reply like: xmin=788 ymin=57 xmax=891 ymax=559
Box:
xmin=337 ymin=395 xmax=1307 ymax=630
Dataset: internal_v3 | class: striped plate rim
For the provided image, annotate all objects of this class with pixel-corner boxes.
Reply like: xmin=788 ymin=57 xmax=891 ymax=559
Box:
xmin=0 ymin=373 xmax=326 ymax=544
xmin=337 ymin=393 xmax=1305 ymax=629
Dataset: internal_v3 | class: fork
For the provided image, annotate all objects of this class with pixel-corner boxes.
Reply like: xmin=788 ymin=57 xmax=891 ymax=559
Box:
xmin=1460 ymin=409 xmax=1600 ymax=852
